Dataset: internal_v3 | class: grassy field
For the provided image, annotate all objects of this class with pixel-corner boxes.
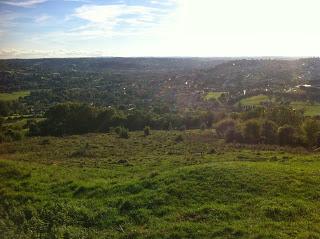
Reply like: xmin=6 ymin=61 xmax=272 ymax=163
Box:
xmin=0 ymin=90 xmax=30 ymax=101
xmin=291 ymin=101 xmax=320 ymax=116
xmin=239 ymin=94 xmax=271 ymax=106
xmin=1 ymin=130 xmax=320 ymax=238
xmin=204 ymin=92 xmax=226 ymax=101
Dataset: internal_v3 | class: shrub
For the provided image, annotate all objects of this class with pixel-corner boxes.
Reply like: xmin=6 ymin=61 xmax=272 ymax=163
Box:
xmin=278 ymin=125 xmax=295 ymax=146
xmin=71 ymin=143 xmax=90 ymax=157
xmin=28 ymin=121 xmax=41 ymax=136
xmin=225 ymin=128 xmax=243 ymax=143
xmin=302 ymin=119 xmax=320 ymax=146
xmin=216 ymin=119 xmax=236 ymax=137
xmin=4 ymin=129 xmax=22 ymax=141
xmin=117 ymin=127 xmax=129 ymax=139
xmin=242 ymin=120 xmax=260 ymax=144
xmin=200 ymin=123 xmax=206 ymax=131
xmin=174 ymin=134 xmax=184 ymax=142
xmin=114 ymin=126 xmax=121 ymax=134
xmin=260 ymin=120 xmax=278 ymax=144
xmin=316 ymin=132 xmax=320 ymax=148
xmin=144 ymin=126 xmax=150 ymax=136
xmin=179 ymin=125 xmax=186 ymax=131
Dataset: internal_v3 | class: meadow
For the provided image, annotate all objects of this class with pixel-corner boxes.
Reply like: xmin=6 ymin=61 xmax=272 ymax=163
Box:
xmin=204 ymin=92 xmax=226 ymax=101
xmin=1 ymin=130 xmax=320 ymax=239
xmin=291 ymin=101 xmax=320 ymax=117
xmin=0 ymin=91 xmax=30 ymax=101
xmin=239 ymin=94 xmax=271 ymax=106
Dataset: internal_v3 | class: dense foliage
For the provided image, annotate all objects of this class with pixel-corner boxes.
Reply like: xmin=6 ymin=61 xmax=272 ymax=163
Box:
xmin=28 ymin=103 xmax=215 ymax=136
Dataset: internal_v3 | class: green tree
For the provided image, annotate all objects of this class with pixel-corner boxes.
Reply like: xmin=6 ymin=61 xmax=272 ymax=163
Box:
xmin=216 ymin=119 xmax=236 ymax=137
xmin=302 ymin=119 xmax=320 ymax=146
xmin=260 ymin=120 xmax=278 ymax=144
xmin=278 ymin=125 xmax=295 ymax=146
xmin=243 ymin=120 xmax=260 ymax=144
xmin=225 ymin=128 xmax=243 ymax=143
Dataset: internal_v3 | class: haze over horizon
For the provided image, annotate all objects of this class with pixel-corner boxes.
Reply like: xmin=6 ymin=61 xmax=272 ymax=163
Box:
xmin=1 ymin=0 xmax=320 ymax=59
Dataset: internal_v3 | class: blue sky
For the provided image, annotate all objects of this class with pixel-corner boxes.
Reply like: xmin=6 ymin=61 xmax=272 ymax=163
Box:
xmin=1 ymin=0 xmax=320 ymax=58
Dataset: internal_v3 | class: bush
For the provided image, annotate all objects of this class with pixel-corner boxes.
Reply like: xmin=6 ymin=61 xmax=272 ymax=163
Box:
xmin=316 ymin=132 xmax=320 ymax=148
xmin=71 ymin=143 xmax=90 ymax=157
xmin=117 ymin=127 xmax=129 ymax=139
xmin=260 ymin=120 xmax=278 ymax=144
xmin=174 ymin=134 xmax=184 ymax=142
xmin=179 ymin=125 xmax=186 ymax=131
xmin=216 ymin=119 xmax=236 ymax=137
xmin=225 ymin=128 xmax=243 ymax=143
xmin=242 ymin=120 xmax=260 ymax=144
xmin=4 ymin=129 xmax=22 ymax=141
xmin=200 ymin=123 xmax=206 ymax=131
xmin=302 ymin=119 xmax=320 ymax=146
xmin=278 ymin=125 xmax=295 ymax=146
xmin=144 ymin=126 xmax=150 ymax=136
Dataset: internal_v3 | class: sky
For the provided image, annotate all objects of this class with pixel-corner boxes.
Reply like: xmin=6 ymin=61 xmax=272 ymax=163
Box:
xmin=1 ymin=0 xmax=320 ymax=58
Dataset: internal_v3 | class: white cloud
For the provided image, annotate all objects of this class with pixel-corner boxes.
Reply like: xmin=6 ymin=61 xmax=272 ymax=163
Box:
xmin=64 ymin=0 xmax=91 ymax=2
xmin=0 ymin=0 xmax=47 ymax=7
xmin=3 ymin=0 xmax=320 ymax=58
xmin=68 ymin=4 xmax=166 ymax=38
xmin=73 ymin=4 xmax=158 ymax=23
xmin=34 ymin=14 xmax=51 ymax=23
xmin=0 ymin=48 xmax=111 ymax=58
xmin=150 ymin=0 xmax=176 ymax=6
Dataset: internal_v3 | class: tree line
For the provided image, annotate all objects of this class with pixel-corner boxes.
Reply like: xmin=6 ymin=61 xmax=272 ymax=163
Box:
xmin=29 ymin=102 xmax=216 ymax=136
xmin=216 ymin=106 xmax=320 ymax=148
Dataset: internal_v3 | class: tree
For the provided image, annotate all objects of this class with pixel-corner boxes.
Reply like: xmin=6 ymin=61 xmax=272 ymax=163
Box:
xmin=278 ymin=125 xmax=295 ymax=146
xmin=260 ymin=120 xmax=277 ymax=144
xmin=200 ymin=111 xmax=214 ymax=128
xmin=225 ymin=128 xmax=243 ymax=143
xmin=266 ymin=106 xmax=303 ymax=127
xmin=216 ymin=119 xmax=236 ymax=137
xmin=0 ymin=101 xmax=9 ymax=116
xmin=302 ymin=119 xmax=320 ymax=146
xmin=40 ymin=103 xmax=97 ymax=136
xmin=316 ymin=132 xmax=320 ymax=147
xmin=243 ymin=120 xmax=260 ymax=144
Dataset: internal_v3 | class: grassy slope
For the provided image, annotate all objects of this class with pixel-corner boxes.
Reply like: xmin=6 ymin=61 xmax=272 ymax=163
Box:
xmin=204 ymin=92 xmax=226 ymax=101
xmin=0 ymin=91 xmax=30 ymax=101
xmin=291 ymin=101 xmax=320 ymax=116
xmin=239 ymin=94 xmax=270 ymax=106
xmin=1 ymin=131 xmax=320 ymax=238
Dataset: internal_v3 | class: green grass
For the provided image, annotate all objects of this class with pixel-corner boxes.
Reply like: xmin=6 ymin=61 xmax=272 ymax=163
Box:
xmin=1 ymin=130 xmax=320 ymax=238
xmin=239 ymin=94 xmax=271 ymax=106
xmin=291 ymin=101 xmax=320 ymax=116
xmin=204 ymin=92 xmax=226 ymax=101
xmin=0 ymin=90 xmax=30 ymax=101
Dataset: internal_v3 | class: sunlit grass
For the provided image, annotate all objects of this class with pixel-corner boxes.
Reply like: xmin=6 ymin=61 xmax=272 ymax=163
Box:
xmin=0 ymin=131 xmax=319 ymax=238
xmin=0 ymin=90 xmax=30 ymax=101
xmin=239 ymin=94 xmax=271 ymax=106
xmin=291 ymin=101 xmax=320 ymax=116
xmin=204 ymin=92 xmax=226 ymax=101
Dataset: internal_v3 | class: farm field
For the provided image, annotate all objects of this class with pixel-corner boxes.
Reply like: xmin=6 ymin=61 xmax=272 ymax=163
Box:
xmin=1 ymin=130 xmax=320 ymax=239
xmin=0 ymin=91 xmax=30 ymax=101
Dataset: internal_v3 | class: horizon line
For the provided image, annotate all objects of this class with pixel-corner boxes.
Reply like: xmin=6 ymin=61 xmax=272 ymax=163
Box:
xmin=0 ymin=55 xmax=319 ymax=60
